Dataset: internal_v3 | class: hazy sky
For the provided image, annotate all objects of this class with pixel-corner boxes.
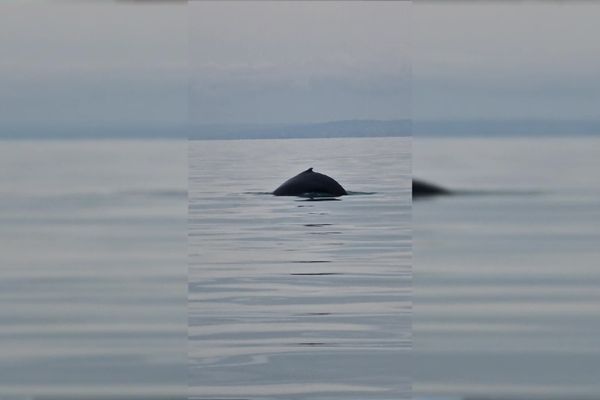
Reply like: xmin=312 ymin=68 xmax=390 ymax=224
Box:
xmin=413 ymin=2 xmax=600 ymax=121
xmin=0 ymin=2 xmax=188 ymax=130
xmin=2 ymin=2 xmax=599 ymax=136
xmin=189 ymin=1 xmax=411 ymax=125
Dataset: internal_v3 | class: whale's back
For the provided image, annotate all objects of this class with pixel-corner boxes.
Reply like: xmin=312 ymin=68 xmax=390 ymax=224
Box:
xmin=274 ymin=168 xmax=347 ymax=197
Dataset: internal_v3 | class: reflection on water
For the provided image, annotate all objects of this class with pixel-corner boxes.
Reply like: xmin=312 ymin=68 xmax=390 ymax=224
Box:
xmin=0 ymin=140 xmax=187 ymax=399
xmin=414 ymin=137 xmax=600 ymax=400
xmin=189 ymin=138 xmax=411 ymax=399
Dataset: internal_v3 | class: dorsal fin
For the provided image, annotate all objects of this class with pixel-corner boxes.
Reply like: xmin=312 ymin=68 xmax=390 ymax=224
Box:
xmin=304 ymin=167 xmax=313 ymax=173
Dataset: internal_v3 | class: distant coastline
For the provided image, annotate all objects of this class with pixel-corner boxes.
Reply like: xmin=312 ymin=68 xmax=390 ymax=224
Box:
xmin=2 ymin=118 xmax=600 ymax=139
xmin=414 ymin=119 xmax=600 ymax=137
xmin=189 ymin=119 xmax=411 ymax=140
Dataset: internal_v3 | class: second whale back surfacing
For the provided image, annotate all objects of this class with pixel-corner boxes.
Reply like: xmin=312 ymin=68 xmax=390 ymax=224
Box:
xmin=273 ymin=168 xmax=347 ymax=197
xmin=413 ymin=179 xmax=450 ymax=199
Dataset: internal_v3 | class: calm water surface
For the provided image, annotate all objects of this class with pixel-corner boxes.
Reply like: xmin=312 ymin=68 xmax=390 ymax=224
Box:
xmin=0 ymin=140 xmax=187 ymax=399
xmin=414 ymin=137 xmax=600 ymax=399
xmin=188 ymin=137 xmax=411 ymax=399
xmin=7 ymin=136 xmax=589 ymax=399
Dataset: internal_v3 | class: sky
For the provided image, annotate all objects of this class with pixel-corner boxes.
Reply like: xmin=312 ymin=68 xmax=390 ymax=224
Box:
xmin=188 ymin=1 xmax=411 ymax=125
xmin=413 ymin=2 xmax=600 ymax=122
xmin=1 ymin=2 xmax=599 ymax=137
xmin=0 ymin=1 xmax=410 ymax=135
xmin=0 ymin=2 xmax=188 ymax=134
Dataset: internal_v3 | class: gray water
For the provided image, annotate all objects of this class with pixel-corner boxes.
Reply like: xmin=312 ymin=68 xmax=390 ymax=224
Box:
xmin=188 ymin=137 xmax=411 ymax=399
xmin=0 ymin=140 xmax=187 ymax=399
xmin=4 ymin=136 xmax=593 ymax=400
xmin=414 ymin=137 xmax=600 ymax=399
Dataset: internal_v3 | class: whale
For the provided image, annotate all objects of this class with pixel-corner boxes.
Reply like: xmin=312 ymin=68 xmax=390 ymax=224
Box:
xmin=273 ymin=168 xmax=347 ymax=197
xmin=413 ymin=179 xmax=450 ymax=199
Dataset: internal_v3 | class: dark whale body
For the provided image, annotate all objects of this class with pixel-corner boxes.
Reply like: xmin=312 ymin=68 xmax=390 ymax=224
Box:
xmin=413 ymin=179 xmax=450 ymax=199
xmin=273 ymin=168 xmax=347 ymax=197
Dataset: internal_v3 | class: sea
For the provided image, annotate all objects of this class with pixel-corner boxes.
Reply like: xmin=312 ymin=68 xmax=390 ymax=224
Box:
xmin=1 ymin=136 xmax=599 ymax=400
xmin=188 ymin=137 xmax=412 ymax=399
xmin=413 ymin=136 xmax=600 ymax=399
xmin=0 ymin=140 xmax=188 ymax=399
